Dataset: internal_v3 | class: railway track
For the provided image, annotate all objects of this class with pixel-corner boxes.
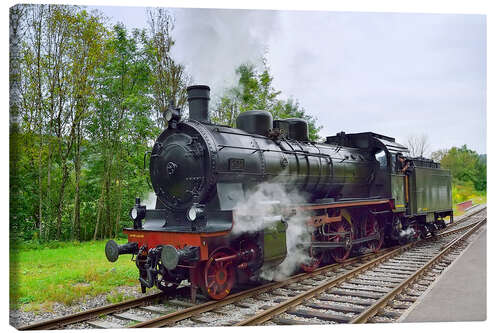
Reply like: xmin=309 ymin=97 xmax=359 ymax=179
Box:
xmin=236 ymin=214 xmax=486 ymax=326
xmin=17 ymin=247 xmax=394 ymax=329
xmin=18 ymin=206 xmax=485 ymax=329
xmin=16 ymin=293 xmax=167 ymax=330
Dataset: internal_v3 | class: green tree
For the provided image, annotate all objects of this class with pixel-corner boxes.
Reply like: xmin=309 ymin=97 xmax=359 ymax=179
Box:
xmin=145 ymin=8 xmax=191 ymax=126
xmin=67 ymin=9 xmax=109 ymax=240
xmin=89 ymin=24 xmax=154 ymax=240
xmin=440 ymin=145 xmax=486 ymax=192
xmin=12 ymin=5 xmax=156 ymax=242
xmin=17 ymin=4 xmax=46 ymax=239
xmin=10 ymin=4 xmax=28 ymax=127
xmin=213 ymin=60 xmax=322 ymax=141
xmin=40 ymin=5 xmax=76 ymax=240
xmin=274 ymin=98 xmax=322 ymax=142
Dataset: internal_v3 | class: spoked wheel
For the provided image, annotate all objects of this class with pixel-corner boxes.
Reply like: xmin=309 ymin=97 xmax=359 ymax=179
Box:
xmin=414 ymin=225 xmax=423 ymax=240
xmin=326 ymin=210 xmax=353 ymax=262
xmin=301 ymin=230 xmax=324 ymax=272
xmin=364 ymin=215 xmax=384 ymax=253
xmin=201 ymin=248 xmax=236 ymax=300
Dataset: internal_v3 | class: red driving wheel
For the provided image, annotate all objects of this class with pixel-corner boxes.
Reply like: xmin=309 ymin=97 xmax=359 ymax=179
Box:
xmin=326 ymin=218 xmax=353 ymax=262
xmin=365 ymin=215 xmax=384 ymax=253
xmin=202 ymin=248 xmax=236 ymax=300
xmin=301 ymin=230 xmax=324 ymax=272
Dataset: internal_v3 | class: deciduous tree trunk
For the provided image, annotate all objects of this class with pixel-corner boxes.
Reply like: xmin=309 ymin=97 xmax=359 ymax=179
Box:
xmin=38 ymin=136 xmax=43 ymax=238
xmin=115 ymin=162 xmax=123 ymax=238
xmin=73 ymin=122 xmax=81 ymax=241
xmin=45 ymin=139 xmax=52 ymax=240
xmin=55 ymin=162 xmax=69 ymax=240
xmin=35 ymin=5 xmax=44 ymax=237
xmin=93 ymin=180 xmax=106 ymax=240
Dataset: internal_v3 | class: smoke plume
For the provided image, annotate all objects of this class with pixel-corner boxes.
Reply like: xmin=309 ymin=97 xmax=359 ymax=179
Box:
xmin=232 ymin=182 xmax=313 ymax=281
xmin=143 ymin=191 xmax=157 ymax=209
xmin=170 ymin=7 xmax=280 ymax=96
xmin=399 ymin=227 xmax=415 ymax=238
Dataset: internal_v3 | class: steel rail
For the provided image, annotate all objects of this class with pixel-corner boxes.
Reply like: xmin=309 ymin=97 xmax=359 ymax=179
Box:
xmin=447 ymin=206 xmax=485 ymax=226
xmin=437 ymin=220 xmax=484 ymax=239
xmin=234 ymin=215 xmax=486 ymax=326
xmin=234 ymin=244 xmax=416 ymax=326
xmin=130 ymin=249 xmax=391 ymax=328
xmin=17 ymin=206 xmax=486 ymax=330
xmin=17 ymin=293 xmax=165 ymax=330
xmin=350 ymin=217 xmax=486 ymax=323
xmin=16 ymin=249 xmax=389 ymax=330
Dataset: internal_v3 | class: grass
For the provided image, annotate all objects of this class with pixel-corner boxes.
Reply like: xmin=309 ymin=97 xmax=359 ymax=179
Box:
xmin=451 ymin=182 xmax=487 ymax=218
xmin=10 ymin=239 xmax=139 ymax=312
xmin=106 ymin=290 xmax=134 ymax=304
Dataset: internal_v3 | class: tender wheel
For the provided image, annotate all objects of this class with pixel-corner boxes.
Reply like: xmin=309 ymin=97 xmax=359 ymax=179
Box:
xmin=436 ymin=219 xmax=446 ymax=229
xmin=364 ymin=215 xmax=384 ymax=253
xmin=326 ymin=210 xmax=353 ymax=262
xmin=301 ymin=230 xmax=324 ymax=272
xmin=201 ymin=248 xmax=236 ymax=300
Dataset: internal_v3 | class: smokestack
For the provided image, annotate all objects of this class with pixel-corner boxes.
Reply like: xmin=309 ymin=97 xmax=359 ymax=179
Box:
xmin=187 ymin=85 xmax=210 ymax=123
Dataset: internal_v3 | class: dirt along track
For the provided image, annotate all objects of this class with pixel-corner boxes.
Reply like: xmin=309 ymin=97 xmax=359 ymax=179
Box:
xmin=17 ymin=206 xmax=486 ymax=329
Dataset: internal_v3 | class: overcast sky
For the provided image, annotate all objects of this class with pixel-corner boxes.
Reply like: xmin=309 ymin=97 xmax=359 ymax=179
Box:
xmin=90 ymin=5 xmax=486 ymax=155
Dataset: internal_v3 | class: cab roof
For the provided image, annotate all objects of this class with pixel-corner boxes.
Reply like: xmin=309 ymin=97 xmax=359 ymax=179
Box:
xmin=326 ymin=131 xmax=409 ymax=154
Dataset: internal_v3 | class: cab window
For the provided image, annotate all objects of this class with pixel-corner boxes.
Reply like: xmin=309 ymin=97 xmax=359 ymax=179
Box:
xmin=375 ymin=150 xmax=388 ymax=170
xmin=391 ymin=154 xmax=398 ymax=173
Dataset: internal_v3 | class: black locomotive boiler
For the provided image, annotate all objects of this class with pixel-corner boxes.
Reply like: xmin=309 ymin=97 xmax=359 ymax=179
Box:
xmin=105 ymin=85 xmax=453 ymax=300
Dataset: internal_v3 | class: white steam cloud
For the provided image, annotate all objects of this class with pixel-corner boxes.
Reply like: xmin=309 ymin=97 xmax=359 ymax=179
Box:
xmin=232 ymin=182 xmax=313 ymax=281
xmin=170 ymin=8 xmax=280 ymax=96
xmin=262 ymin=212 xmax=312 ymax=281
xmin=143 ymin=191 xmax=157 ymax=209
xmin=399 ymin=227 xmax=415 ymax=238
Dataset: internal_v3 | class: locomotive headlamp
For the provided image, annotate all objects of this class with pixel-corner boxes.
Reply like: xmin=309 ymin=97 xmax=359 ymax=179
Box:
xmin=130 ymin=207 xmax=138 ymax=220
xmin=164 ymin=101 xmax=181 ymax=126
xmin=165 ymin=108 xmax=181 ymax=122
xmin=130 ymin=197 xmax=146 ymax=229
xmin=187 ymin=204 xmax=205 ymax=222
xmin=129 ymin=206 xmax=146 ymax=221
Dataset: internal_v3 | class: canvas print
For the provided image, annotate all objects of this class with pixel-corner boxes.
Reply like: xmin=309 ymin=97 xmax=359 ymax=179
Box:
xmin=9 ymin=3 xmax=487 ymax=329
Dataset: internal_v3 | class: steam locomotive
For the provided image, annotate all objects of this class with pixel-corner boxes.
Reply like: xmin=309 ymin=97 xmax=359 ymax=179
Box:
xmin=105 ymin=85 xmax=453 ymax=300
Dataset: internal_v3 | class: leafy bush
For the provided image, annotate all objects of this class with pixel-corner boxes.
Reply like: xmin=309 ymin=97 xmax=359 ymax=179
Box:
xmin=441 ymin=145 xmax=486 ymax=192
xmin=452 ymin=181 xmax=485 ymax=204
